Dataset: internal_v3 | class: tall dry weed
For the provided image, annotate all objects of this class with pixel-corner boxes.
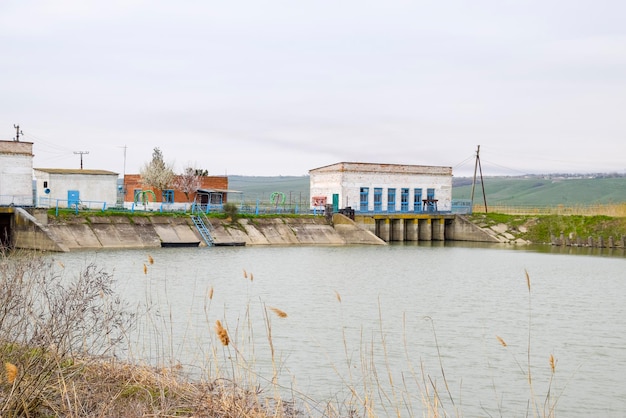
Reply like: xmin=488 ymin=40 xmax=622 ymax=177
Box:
xmin=0 ymin=253 xmax=135 ymax=416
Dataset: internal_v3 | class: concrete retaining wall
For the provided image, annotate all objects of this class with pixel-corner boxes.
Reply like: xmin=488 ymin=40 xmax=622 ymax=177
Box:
xmin=12 ymin=211 xmax=504 ymax=251
xmin=13 ymin=208 xmax=69 ymax=252
xmin=13 ymin=212 xmax=386 ymax=251
xmin=444 ymin=215 xmax=500 ymax=242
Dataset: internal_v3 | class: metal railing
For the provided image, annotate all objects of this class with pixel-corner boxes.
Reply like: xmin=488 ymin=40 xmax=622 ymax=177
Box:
xmin=472 ymin=203 xmax=626 ymax=217
xmin=37 ymin=197 xmax=626 ymax=218
xmin=38 ymin=197 xmax=109 ymax=215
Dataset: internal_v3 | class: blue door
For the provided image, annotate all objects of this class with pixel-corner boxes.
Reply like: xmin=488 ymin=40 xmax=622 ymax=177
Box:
xmin=414 ymin=188 xmax=423 ymax=212
xmin=374 ymin=188 xmax=383 ymax=212
xmin=68 ymin=190 xmax=80 ymax=207
xmin=387 ymin=188 xmax=396 ymax=212
xmin=332 ymin=194 xmax=339 ymax=212
xmin=401 ymin=188 xmax=409 ymax=212
xmin=426 ymin=188 xmax=436 ymax=212
xmin=359 ymin=187 xmax=369 ymax=212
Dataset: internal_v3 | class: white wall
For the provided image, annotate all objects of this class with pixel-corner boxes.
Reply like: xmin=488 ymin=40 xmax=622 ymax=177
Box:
xmin=35 ymin=171 xmax=118 ymax=208
xmin=0 ymin=154 xmax=33 ymax=206
xmin=310 ymin=164 xmax=453 ymax=212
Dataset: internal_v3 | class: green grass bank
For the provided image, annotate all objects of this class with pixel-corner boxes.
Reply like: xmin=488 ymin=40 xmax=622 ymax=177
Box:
xmin=469 ymin=212 xmax=626 ymax=244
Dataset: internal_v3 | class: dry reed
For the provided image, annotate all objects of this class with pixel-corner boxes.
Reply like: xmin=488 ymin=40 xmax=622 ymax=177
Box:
xmin=496 ymin=335 xmax=507 ymax=347
xmin=269 ymin=307 xmax=288 ymax=318
xmin=334 ymin=290 xmax=342 ymax=303
xmin=215 ymin=320 xmax=230 ymax=346
xmin=549 ymin=354 xmax=556 ymax=374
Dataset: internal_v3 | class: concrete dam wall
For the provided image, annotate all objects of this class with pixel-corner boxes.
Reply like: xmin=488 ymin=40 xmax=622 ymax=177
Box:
xmin=9 ymin=209 xmax=502 ymax=252
xmin=11 ymin=211 xmax=385 ymax=252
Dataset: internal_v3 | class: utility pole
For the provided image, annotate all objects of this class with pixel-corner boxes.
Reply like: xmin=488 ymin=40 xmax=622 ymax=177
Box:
xmin=470 ymin=145 xmax=488 ymax=213
xmin=74 ymin=151 xmax=89 ymax=169
xmin=13 ymin=124 xmax=23 ymax=141
xmin=119 ymin=145 xmax=127 ymax=178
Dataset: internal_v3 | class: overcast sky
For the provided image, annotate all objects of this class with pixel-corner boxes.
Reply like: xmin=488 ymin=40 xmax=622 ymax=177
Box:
xmin=1 ymin=0 xmax=625 ymax=177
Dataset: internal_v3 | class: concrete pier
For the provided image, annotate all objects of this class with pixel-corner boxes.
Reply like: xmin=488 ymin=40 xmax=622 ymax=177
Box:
xmin=356 ymin=213 xmax=499 ymax=243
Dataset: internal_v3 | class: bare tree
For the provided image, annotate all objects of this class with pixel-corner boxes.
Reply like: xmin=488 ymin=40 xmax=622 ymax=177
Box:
xmin=174 ymin=166 xmax=203 ymax=202
xmin=140 ymin=148 xmax=175 ymax=201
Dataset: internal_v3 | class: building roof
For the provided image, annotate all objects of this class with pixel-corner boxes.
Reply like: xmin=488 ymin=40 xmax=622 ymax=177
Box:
xmin=197 ymin=188 xmax=242 ymax=194
xmin=309 ymin=162 xmax=452 ymax=175
xmin=0 ymin=140 xmax=33 ymax=155
xmin=34 ymin=168 xmax=118 ymax=176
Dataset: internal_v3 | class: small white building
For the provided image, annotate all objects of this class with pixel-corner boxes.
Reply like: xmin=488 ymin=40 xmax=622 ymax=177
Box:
xmin=34 ymin=168 xmax=119 ymax=209
xmin=0 ymin=140 xmax=34 ymax=206
xmin=309 ymin=162 xmax=453 ymax=213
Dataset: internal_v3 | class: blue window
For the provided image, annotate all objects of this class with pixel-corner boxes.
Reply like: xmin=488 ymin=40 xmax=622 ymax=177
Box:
xmin=163 ymin=189 xmax=174 ymax=203
xmin=360 ymin=187 xmax=369 ymax=212
xmin=414 ymin=188 xmax=422 ymax=212
xmin=387 ymin=188 xmax=396 ymax=212
xmin=401 ymin=188 xmax=409 ymax=212
xmin=374 ymin=188 xmax=383 ymax=212
xmin=425 ymin=188 xmax=436 ymax=212
xmin=134 ymin=189 xmax=142 ymax=203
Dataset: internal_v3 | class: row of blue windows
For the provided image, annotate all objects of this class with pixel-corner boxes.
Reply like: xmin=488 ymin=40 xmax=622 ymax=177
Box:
xmin=359 ymin=187 xmax=436 ymax=212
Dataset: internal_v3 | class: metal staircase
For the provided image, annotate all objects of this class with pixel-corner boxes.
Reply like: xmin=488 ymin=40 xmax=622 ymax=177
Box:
xmin=191 ymin=210 xmax=214 ymax=246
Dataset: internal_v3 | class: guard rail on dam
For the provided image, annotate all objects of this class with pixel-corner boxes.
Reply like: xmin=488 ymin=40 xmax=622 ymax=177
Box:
xmin=351 ymin=212 xmax=497 ymax=243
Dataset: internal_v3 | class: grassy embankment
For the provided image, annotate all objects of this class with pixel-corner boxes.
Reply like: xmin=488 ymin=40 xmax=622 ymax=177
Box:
xmin=469 ymin=212 xmax=626 ymax=244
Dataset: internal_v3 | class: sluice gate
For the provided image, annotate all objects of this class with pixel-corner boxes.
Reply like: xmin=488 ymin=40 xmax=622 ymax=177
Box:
xmin=354 ymin=213 xmax=475 ymax=243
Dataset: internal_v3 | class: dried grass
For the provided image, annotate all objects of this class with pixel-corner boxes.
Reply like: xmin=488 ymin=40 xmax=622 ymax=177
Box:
xmin=0 ymin=356 xmax=299 ymax=417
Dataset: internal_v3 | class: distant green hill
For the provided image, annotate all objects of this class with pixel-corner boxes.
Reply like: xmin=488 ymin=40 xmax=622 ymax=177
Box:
xmin=228 ymin=175 xmax=311 ymax=206
xmin=228 ymin=175 xmax=626 ymax=206
xmin=454 ymin=176 xmax=626 ymax=205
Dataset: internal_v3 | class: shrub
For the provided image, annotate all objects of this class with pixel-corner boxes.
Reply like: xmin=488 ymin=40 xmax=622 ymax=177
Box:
xmin=0 ymin=254 xmax=134 ymax=416
xmin=223 ymin=203 xmax=239 ymax=222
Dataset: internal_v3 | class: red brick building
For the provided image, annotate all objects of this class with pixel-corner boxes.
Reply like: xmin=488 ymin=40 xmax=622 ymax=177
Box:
xmin=123 ymin=174 xmax=229 ymax=205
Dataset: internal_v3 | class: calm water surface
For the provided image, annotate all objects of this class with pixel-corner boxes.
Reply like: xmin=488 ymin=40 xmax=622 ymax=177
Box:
xmin=48 ymin=243 xmax=626 ymax=417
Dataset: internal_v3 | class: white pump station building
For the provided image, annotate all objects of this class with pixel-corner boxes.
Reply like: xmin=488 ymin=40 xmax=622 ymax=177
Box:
xmin=309 ymin=162 xmax=453 ymax=213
